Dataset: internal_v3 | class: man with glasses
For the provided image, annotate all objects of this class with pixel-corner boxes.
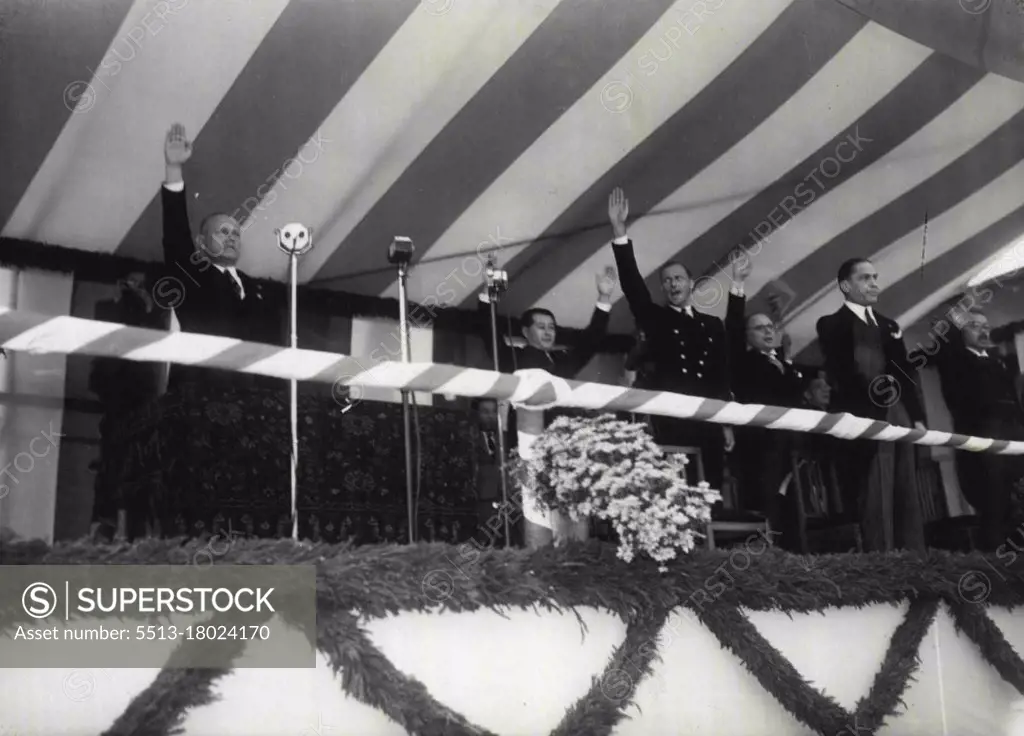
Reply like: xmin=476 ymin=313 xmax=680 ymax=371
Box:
xmin=934 ymin=308 xmax=1024 ymax=550
xmin=725 ymin=255 xmax=804 ymax=532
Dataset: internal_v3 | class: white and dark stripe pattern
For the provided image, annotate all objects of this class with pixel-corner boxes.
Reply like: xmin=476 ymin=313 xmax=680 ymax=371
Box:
xmin=2 ymin=307 xmax=1022 ymax=456
xmin=3 ymin=0 xmax=1024 ymax=357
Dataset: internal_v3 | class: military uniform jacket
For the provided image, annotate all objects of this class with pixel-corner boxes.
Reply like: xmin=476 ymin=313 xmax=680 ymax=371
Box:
xmin=612 ymin=241 xmax=730 ymax=400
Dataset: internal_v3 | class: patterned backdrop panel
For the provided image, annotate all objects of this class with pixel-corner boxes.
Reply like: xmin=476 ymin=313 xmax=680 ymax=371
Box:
xmin=108 ymin=381 xmax=479 ymax=544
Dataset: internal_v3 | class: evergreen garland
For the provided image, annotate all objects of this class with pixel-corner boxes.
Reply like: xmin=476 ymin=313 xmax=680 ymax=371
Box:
xmin=2 ymin=537 xmax=1024 ymax=735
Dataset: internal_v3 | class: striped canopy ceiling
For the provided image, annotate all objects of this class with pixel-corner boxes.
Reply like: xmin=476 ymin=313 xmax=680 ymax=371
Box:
xmin=3 ymin=0 xmax=1024 ymax=358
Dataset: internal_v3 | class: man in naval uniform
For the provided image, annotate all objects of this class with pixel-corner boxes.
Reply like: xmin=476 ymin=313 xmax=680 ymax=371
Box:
xmin=816 ymin=258 xmax=927 ymax=552
xmin=607 ymin=188 xmax=734 ymax=490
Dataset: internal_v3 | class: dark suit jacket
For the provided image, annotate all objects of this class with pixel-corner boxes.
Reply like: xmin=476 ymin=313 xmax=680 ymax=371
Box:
xmin=816 ymin=304 xmax=924 ymax=423
xmin=612 ymin=241 xmax=729 ymax=399
xmin=477 ymin=297 xmax=609 ymax=378
xmin=161 ymin=186 xmax=282 ymax=346
xmin=724 ymin=292 xmax=803 ymax=407
xmin=932 ymin=324 xmax=1024 ymax=438
xmin=478 ymin=297 xmax=609 ymax=437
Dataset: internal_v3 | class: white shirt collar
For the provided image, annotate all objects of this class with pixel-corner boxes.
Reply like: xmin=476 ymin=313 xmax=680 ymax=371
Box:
xmin=844 ymin=301 xmax=874 ymax=324
xmin=669 ymin=303 xmax=694 ymax=317
xmin=967 ymin=347 xmax=989 ymax=358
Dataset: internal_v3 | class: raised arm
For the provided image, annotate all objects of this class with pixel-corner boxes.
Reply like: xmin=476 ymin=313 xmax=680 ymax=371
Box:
xmin=162 ymin=124 xmax=196 ymax=269
xmin=724 ymin=252 xmax=751 ymax=369
xmin=608 ymin=188 xmax=657 ymax=328
xmin=561 ymin=268 xmax=615 ymax=376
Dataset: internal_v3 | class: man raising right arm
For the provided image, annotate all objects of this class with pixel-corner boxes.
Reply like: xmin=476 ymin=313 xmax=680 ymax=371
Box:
xmin=607 ymin=187 xmax=733 ymax=488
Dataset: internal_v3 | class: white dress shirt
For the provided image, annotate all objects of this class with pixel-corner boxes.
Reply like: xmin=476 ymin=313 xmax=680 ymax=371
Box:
xmin=844 ymin=301 xmax=877 ymax=325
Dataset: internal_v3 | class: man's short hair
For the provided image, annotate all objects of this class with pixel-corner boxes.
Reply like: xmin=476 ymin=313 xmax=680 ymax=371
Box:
xmin=659 ymin=260 xmax=692 ymax=280
xmin=837 ymin=258 xmax=871 ymax=286
xmin=745 ymin=312 xmax=774 ymax=329
xmin=471 ymin=397 xmax=497 ymax=412
xmin=199 ymin=212 xmax=235 ymax=235
xmin=520 ymin=307 xmax=556 ymax=328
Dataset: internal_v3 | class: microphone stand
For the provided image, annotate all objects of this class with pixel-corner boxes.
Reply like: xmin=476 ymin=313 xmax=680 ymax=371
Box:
xmin=397 ymin=261 xmax=416 ymax=544
xmin=485 ymin=263 xmax=512 ymax=549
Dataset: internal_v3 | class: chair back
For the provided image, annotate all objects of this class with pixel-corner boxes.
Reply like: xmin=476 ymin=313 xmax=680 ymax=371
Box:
xmin=659 ymin=445 xmax=705 ymax=485
xmin=793 ymin=456 xmax=830 ymax=519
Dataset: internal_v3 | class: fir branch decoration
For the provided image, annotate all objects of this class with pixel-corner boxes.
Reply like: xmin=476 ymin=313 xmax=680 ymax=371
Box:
xmin=518 ymin=414 xmax=721 ymax=570
xmin=949 ymin=600 xmax=1024 ymax=695
xmin=318 ymin=609 xmax=496 ymax=736
xmin=850 ymin=599 xmax=939 ymax=732
xmin=696 ymin=604 xmax=850 ymax=733
xmin=552 ymin=607 xmax=671 ymax=736
xmin=102 ymin=610 xmax=271 ymax=736
xmin=4 ymin=538 xmax=1024 ymax=736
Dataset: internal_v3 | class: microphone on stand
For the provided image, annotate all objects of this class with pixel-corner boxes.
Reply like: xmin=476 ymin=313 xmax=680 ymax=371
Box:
xmin=390 ymin=236 xmax=417 ymax=544
xmin=483 ymin=255 xmax=512 ymax=547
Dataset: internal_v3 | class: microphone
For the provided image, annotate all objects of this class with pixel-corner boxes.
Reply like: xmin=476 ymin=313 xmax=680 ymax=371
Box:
xmin=484 ymin=255 xmax=509 ymax=296
xmin=388 ymin=236 xmax=414 ymax=266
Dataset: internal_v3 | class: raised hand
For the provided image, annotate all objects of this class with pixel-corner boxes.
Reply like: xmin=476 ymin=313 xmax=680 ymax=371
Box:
xmin=165 ymin=123 xmax=193 ymax=166
xmin=596 ymin=266 xmax=617 ymax=300
xmin=730 ymin=249 xmax=752 ymax=282
xmin=608 ymin=188 xmax=629 ymax=240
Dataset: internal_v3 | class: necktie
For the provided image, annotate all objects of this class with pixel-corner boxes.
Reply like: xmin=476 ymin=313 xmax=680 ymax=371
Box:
xmin=767 ymin=351 xmax=785 ymax=373
xmin=484 ymin=432 xmax=495 ymax=455
xmin=225 ymin=270 xmax=243 ymax=299
xmin=866 ymin=310 xmax=877 ymax=327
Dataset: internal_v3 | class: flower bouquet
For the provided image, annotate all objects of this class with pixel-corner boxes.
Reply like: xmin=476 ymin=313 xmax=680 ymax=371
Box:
xmin=516 ymin=413 xmax=721 ymax=570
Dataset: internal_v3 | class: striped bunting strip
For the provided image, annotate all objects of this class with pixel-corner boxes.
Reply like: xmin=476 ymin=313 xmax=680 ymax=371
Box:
xmin=1 ymin=307 xmax=1022 ymax=455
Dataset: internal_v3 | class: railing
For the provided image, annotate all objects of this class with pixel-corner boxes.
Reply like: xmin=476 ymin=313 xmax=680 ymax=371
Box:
xmin=1 ymin=306 xmax=1022 ymax=455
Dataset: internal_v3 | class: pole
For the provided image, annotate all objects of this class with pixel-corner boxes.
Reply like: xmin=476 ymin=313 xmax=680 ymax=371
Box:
xmin=488 ymin=293 xmax=513 ymax=548
xmin=288 ymin=254 xmax=300 ymax=541
xmin=397 ymin=263 xmax=416 ymax=544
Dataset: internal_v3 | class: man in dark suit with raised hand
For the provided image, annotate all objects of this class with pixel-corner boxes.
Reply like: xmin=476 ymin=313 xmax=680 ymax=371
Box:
xmin=607 ymin=187 xmax=734 ymax=490
xmin=477 ymin=270 xmax=615 ymax=377
xmin=476 ymin=268 xmax=615 ymax=548
xmin=816 ymin=257 xmax=927 ymax=551
xmin=933 ymin=308 xmax=1024 ymax=549
xmin=725 ymin=254 xmax=804 ymax=531
xmin=161 ymin=123 xmax=282 ymax=386
xmin=159 ymin=123 xmax=287 ymax=539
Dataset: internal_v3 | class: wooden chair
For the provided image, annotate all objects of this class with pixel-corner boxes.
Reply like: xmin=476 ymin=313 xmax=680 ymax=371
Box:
xmin=787 ymin=452 xmax=862 ymax=554
xmin=661 ymin=445 xmax=770 ymax=550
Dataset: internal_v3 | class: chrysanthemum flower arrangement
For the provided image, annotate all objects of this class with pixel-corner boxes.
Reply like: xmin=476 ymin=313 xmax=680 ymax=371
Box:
xmin=518 ymin=413 xmax=720 ymax=571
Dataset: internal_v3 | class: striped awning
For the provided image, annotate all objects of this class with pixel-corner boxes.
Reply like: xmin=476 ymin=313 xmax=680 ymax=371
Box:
xmin=3 ymin=0 xmax=1024 ymax=359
